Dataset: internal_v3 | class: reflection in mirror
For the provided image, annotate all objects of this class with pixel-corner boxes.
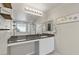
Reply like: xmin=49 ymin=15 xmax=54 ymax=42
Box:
xmin=13 ymin=21 xmax=36 ymax=34
xmin=47 ymin=23 xmax=52 ymax=31
xmin=42 ymin=21 xmax=53 ymax=33
xmin=16 ymin=22 xmax=27 ymax=32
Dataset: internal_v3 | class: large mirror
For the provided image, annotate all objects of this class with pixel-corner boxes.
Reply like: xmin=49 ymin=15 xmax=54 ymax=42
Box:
xmin=16 ymin=23 xmax=27 ymax=32
xmin=13 ymin=21 xmax=36 ymax=35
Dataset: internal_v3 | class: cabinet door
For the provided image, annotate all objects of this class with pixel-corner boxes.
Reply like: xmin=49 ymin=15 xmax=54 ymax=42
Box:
xmin=39 ymin=37 xmax=54 ymax=55
xmin=0 ymin=31 xmax=11 ymax=55
xmin=0 ymin=20 xmax=11 ymax=29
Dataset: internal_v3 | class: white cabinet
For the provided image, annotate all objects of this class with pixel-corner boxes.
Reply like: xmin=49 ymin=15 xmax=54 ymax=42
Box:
xmin=0 ymin=31 xmax=11 ymax=55
xmin=8 ymin=36 xmax=54 ymax=55
xmin=8 ymin=42 xmax=35 ymax=55
xmin=39 ymin=37 xmax=54 ymax=55
xmin=0 ymin=7 xmax=12 ymax=15
xmin=0 ymin=16 xmax=11 ymax=29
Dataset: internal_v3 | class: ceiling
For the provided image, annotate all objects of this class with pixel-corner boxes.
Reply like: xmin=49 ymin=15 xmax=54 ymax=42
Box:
xmin=12 ymin=3 xmax=60 ymax=12
xmin=12 ymin=3 xmax=61 ymax=22
xmin=26 ymin=3 xmax=61 ymax=12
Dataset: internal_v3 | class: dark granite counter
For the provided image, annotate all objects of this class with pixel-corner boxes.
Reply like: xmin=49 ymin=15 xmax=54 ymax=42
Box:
xmin=8 ymin=34 xmax=55 ymax=44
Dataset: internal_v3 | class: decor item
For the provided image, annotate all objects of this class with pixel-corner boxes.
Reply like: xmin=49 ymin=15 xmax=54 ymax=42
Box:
xmin=56 ymin=13 xmax=79 ymax=24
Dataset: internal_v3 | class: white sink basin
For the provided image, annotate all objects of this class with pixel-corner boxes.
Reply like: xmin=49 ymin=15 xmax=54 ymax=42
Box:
xmin=41 ymin=36 xmax=47 ymax=38
xmin=16 ymin=39 xmax=26 ymax=42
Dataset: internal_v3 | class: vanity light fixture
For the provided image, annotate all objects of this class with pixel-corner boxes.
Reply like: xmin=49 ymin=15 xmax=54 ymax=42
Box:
xmin=25 ymin=7 xmax=43 ymax=16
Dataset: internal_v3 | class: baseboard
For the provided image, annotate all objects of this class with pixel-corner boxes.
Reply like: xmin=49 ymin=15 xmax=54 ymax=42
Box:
xmin=47 ymin=49 xmax=55 ymax=55
xmin=26 ymin=51 xmax=35 ymax=55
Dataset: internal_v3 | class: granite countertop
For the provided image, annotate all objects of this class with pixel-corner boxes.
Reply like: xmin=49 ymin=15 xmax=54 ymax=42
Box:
xmin=8 ymin=33 xmax=55 ymax=44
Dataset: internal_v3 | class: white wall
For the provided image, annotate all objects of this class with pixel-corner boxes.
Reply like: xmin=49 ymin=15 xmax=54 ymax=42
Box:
xmin=55 ymin=22 xmax=79 ymax=55
xmin=47 ymin=4 xmax=79 ymax=54
xmin=48 ymin=4 xmax=79 ymax=21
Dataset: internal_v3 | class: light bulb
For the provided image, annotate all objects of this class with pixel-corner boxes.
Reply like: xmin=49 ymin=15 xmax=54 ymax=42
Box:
xmin=25 ymin=7 xmax=43 ymax=16
xmin=26 ymin=7 xmax=29 ymax=10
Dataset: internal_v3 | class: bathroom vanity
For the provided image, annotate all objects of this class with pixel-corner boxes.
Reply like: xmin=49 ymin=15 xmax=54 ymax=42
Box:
xmin=8 ymin=34 xmax=55 ymax=55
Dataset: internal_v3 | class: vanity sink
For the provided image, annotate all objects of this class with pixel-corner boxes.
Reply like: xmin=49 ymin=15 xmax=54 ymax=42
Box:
xmin=40 ymin=36 xmax=47 ymax=38
xmin=16 ymin=39 xmax=26 ymax=42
